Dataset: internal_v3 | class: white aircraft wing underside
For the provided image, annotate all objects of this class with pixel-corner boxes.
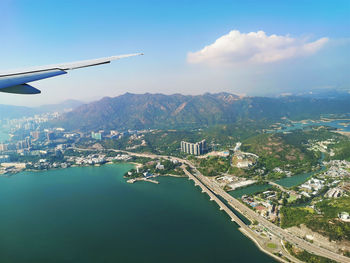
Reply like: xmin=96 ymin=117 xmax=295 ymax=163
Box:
xmin=0 ymin=53 xmax=143 ymax=94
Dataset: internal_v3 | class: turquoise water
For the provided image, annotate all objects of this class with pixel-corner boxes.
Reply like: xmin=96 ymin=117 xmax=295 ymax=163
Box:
xmin=231 ymin=153 xmax=326 ymax=197
xmin=274 ymin=172 xmax=312 ymax=188
xmin=229 ymin=184 xmax=271 ymax=198
xmin=0 ymin=164 xmax=275 ymax=263
xmin=280 ymin=119 xmax=350 ymax=132
xmin=0 ymin=128 xmax=9 ymax=142
xmin=274 ymin=153 xmax=325 ymax=188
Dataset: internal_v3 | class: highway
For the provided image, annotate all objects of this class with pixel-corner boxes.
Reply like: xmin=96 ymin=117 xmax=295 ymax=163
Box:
xmin=183 ymin=167 xmax=247 ymax=228
xmin=185 ymin=163 xmax=350 ymax=263
xmin=183 ymin=167 xmax=295 ymax=263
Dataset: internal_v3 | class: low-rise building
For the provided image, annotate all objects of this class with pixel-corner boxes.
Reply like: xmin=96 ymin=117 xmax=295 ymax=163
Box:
xmin=339 ymin=212 xmax=350 ymax=222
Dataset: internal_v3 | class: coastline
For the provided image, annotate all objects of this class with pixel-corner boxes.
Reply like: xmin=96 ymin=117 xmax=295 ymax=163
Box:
xmin=333 ymin=130 xmax=350 ymax=137
xmin=2 ymin=148 xmax=346 ymax=262
xmin=239 ymin=228 xmax=292 ymax=263
xmin=0 ymin=155 xmax=317 ymax=263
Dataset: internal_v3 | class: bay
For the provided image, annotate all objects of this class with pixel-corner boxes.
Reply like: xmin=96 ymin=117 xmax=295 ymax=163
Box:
xmin=279 ymin=119 xmax=350 ymax=132
xmin=0 ymin=164 xmax=275 ymax=263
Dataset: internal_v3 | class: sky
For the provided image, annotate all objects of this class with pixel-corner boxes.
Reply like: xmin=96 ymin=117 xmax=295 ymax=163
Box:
xmin=0 ymin=0 xmax=349 ymax=106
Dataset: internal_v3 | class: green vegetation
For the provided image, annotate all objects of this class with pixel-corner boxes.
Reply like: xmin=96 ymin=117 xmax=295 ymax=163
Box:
xmin=227 ymin=166 xmax=250 ymax=177
xmin=281 ymin=197 xmax=350 ymax=241
xmin=101 ymin=136 xmax=133 ymax=151
xmin=285 ymin=242 xmax=337 ymax=263
xmin=127 ymin=156 xmax=153 ymax=165
xmin=329 ymin=139 xmax=350 ymax=161
xmin=203 ymin=121 xmax=268 ymax=144
xmin=132 ymin=122 xmax=268 ymax=156
xmin=306 ymin=197 xmax=350 ymax=241
xmin=124 ymin=158 xmax=184 ymax=178
xmin=241 ymin=131 xmax=322 ymax=175
xmin=280 ymin=207 xmax=313 ymax=228
xmin=266 ymin=243 xmax=277 ymax=249
xmin=195 ymin=156 xmax=230 ymax=177
xmin=316 ymin=196 xmax=350 ymax=218
xmin=57 ymin=92 xmax=350 ymax=131
xmin=142 ymin=130 xmax=200 ymax=155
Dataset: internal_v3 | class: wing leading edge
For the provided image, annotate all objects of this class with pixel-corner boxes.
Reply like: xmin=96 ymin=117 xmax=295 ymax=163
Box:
xmin=0 ymin=53 xmax=143 ymax=94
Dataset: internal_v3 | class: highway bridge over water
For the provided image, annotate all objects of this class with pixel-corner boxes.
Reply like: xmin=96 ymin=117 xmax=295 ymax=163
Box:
xmin=184 ymin=168 xmax=247 ymax=228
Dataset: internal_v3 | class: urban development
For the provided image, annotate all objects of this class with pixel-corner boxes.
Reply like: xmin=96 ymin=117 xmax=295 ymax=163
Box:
xmin=1 ymin=107 xmax=350 ymax=263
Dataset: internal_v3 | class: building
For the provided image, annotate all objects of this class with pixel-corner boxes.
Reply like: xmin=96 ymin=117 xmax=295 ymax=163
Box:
xmin=25 ymin=136 xmax=31 ymax=147
xmin=0 ymin=155 xmax=9 ymax=163
xmin=156 ymin=162 xmax=165 ymax=170
xmin=339 ymin=212 xmax=350 ymax=222
xmin=46 ymin=131 xmax=56 ymax=141
xmin=91 ymin=132 xmax=102 ymax=140
xmin=30 ymin=131 xmax=41 ymax=140
xmin=0 ymin=143 xmax=8 ymax=152
xmin=180 ymin=140 xmax=207 ymax=155
xmin=110 ymin=130 xmax=119 ymax=136
xmin=16 ymin=140 xmax=28 ymax=150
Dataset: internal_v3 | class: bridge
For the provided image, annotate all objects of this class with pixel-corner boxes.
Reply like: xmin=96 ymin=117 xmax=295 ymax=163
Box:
xmin=184 ymin=168 xmax=247 ymax=228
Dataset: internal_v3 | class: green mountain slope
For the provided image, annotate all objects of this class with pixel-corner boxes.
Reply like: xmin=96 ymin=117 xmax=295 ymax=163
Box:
xmin=56 ymin=92 xmax=350 ymax=131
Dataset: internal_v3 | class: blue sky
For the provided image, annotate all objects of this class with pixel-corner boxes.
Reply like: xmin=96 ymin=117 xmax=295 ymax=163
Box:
xmin=1 ymin=0 xmax=349 ymax=106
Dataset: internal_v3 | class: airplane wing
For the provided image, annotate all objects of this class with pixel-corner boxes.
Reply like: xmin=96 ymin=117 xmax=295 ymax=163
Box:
xmin=0 ymin=53 xmax=143 ymax=94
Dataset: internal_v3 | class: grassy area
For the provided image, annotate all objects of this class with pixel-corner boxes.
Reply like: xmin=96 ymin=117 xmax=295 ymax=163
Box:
xmin=195 ymin=156 xmax=231 ymax=177
xmin=285 ymin=242 xmax=337 ymax=263
xmin=281 ymin=197 xmax=350 ymax=241
xmin=317 ymin=197 xmax=350 ymax=218
xmin=287 ymin=195 xmax=297 ymax=203
xmin=280 ymin=207 xmax=313 ymax=228
xmin=241 ymin=132 xmax=320 ymax=175
xmin=329 ymin=139 xmax=350 ymax=161
xmin=305 ymin=197 xmax=350 ymax=241
xmin=267 ymin=243 xmax=277 ymax=249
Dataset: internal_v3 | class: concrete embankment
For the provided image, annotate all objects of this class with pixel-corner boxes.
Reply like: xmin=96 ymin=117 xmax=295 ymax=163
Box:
xmin=126 ymin=178 xmax=159 ymax=184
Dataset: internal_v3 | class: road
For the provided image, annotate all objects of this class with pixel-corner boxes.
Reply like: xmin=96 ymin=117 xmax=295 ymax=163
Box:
xmin=269 ymin=181 xmax=289 ymax=192
xmin=185 ymin=163 xmax=350 ymax=263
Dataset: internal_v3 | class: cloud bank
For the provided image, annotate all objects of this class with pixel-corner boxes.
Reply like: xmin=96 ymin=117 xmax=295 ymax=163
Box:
xmin=187 ymin=30 xmax=328 ymax=65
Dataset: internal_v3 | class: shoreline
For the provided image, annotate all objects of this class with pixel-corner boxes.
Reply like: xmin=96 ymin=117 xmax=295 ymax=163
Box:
xmin=1 ymin=150 xmax=343 ymax=262
xmin=239 ymin=227 xmax=291 ymax=263
xmin=1 ymin=161 xmax=133 ymax=176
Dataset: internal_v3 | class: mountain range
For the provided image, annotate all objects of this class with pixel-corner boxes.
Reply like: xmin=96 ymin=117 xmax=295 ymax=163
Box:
xmin=55 ymin=92 xmax=350 ymax=131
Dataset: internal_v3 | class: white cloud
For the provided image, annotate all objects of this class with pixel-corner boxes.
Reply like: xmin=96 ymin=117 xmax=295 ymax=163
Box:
xmin=187 ymin=30 xmax=328 ymax=65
